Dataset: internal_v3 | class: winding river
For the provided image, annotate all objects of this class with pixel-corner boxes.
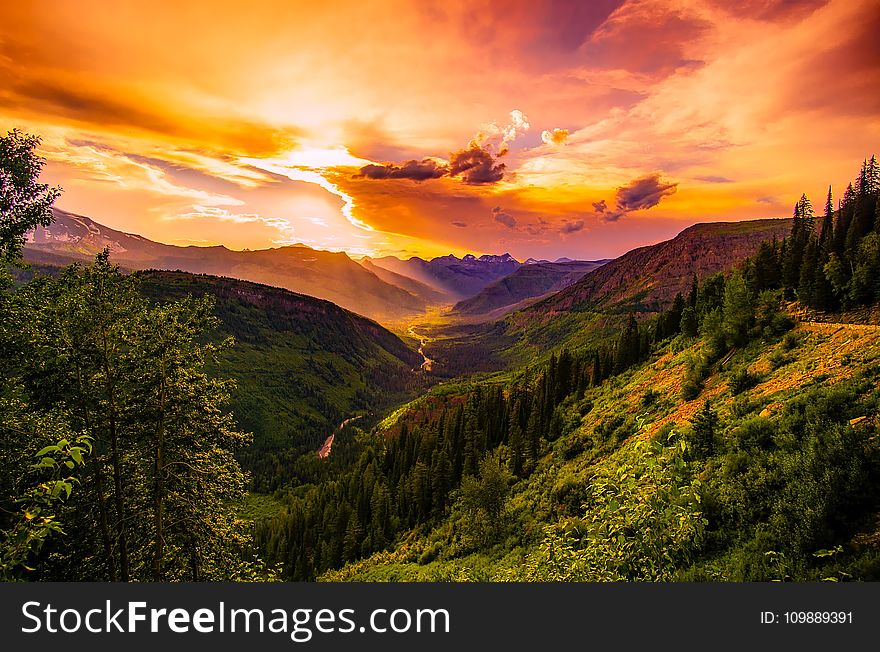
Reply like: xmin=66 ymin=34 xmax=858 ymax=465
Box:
xmin=407 ymin=326 xmax=434 ymax=372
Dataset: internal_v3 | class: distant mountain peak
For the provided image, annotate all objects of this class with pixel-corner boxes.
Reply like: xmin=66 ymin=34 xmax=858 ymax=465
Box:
xmin=477 ymin=253 xmax=516 ymax=263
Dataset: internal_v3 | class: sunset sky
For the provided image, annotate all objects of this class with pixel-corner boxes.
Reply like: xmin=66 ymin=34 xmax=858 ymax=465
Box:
xmin=2 ymin=0 xmax=878 ymax=260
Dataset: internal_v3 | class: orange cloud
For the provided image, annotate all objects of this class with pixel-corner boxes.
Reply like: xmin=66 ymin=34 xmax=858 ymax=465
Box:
xmin=0 ymin=0 xmax=874 ymax=261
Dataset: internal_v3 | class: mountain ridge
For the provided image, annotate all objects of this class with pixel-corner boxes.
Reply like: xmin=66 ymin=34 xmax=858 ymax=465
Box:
xmin=27 ymin=208 xmax=428 ymax=322
xmin=452 ymin=259 xmax=611 ymax=317
xmin=529 ymin=218 xmax=793 ymax=316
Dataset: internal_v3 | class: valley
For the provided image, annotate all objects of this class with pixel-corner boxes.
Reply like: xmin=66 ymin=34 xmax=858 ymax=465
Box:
xmin=5 ymin=143 xmax=880 ymax=583
xmin=2 ymin=0 xmax=878 ymax=598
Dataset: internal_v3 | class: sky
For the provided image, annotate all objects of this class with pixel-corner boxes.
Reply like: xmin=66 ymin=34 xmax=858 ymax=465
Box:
xmin=1 ymin=0 xmax=878 ymax=260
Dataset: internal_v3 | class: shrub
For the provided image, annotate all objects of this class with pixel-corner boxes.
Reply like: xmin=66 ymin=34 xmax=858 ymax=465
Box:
xmin=729 ymin=366 xmax=759 ymax=395
xmin=768 ymin=348 xmax=793 ymax=370
xmin=681 ymin=352 xmax=711 ymax=401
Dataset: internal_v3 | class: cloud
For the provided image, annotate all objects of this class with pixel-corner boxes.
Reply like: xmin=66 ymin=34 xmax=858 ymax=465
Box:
xmin=560 ymin=219 xmax=585 ymax=234
xmin=591 ymin=173 xmax=678 ymax=222
xmin=615 ymin=173 xmax=678 ymax=212
xmin=475 ymin=109 xmax=532 ymax=155
xmin=695 ymin=175 xmax=734 ymax=183
xmin=541 ymin=128 xmax=570 ymax=145
xmin=452 ymin=221 xmax=468 ymax=228
xmin=706 ymin=0 xmax=829 ymax=22
xmin=356 ymin=143 xmax=505 ymax=184
xmin=355 ymin=110 xmax=525 ymax=185
xmin=358 ymin=158 xmax=448 ymax=181
xmin=170 ymin=205 xmax=297 ymax=241
xmin=450 ymin=144 xmax=506 ymax=184
xmin=41 ymin=139 xmax=243 ymax=206
xmin=492 ymin=206 xmax=517 ymax=228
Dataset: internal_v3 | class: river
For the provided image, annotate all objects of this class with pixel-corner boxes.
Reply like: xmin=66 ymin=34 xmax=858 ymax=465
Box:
xmin=407 ymin=326 xmax=435 ymax=372
xmin=317 ymin=415 xmax=364 ymax=459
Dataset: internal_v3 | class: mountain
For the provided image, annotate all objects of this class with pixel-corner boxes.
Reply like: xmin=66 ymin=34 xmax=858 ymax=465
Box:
xmin=452 ymin=259 xmax=611 ymax=318
xmin=26 ymin=208 xmax=430 ymax=322
xmin=367 ymin=252 xmax=522 ymax=300
xmin=358 ymin=257 xmax=451 ymax=305
xmin=420 ymin=219 xmax=794 ymax=377
xmin=137 ymin=270 xmax=425 ymax=491
xmin=529 ymin=219 xmax=792 ymax=315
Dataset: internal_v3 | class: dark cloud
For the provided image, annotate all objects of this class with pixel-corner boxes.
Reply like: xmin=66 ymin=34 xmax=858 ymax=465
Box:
xmin=449 ymin=144 xmax=506 ymax=184
xmin=560 ymin=219 xmax=585 ymax=234
xmin=357 ymin=158 xmax=447 ymax=181
xmin=615 ymin=173 xmax=678 ymax=212
xmin=356 ymin=143 xmax=506 ymax=185
xmin=592 ymin=173 xmax=678 ymax=222
xmin=524 ymin=218 xmax=551 ymax=236
xmin=492 ymin=206 xmax=517 ymax=228
xmin=452 ymin=221 xmax=468 ymax=228
xmin=695 ymin=175 xmax=734 ymax=183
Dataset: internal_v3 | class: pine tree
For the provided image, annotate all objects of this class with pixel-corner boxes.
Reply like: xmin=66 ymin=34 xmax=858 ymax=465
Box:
xmin=819 ymin=186 xmax=834 ymax=247
xmin=797 ymin=235 xmax=819 ymax=306
xmin=688 ymin=401 xmax=718 ymax=459
xmin=722 ymin=270 xmax=753 ymax=348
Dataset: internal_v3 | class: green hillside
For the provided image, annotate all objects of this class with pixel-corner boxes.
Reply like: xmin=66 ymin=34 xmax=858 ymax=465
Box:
xmin=137 ymin=271 xmax=426 ymax=491
xmin=322 ymin=318 xmax=880 ymax=581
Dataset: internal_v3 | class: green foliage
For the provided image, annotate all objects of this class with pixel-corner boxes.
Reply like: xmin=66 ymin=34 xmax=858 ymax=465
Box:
xmin=0 ymin=130 xmax=61 ymax=264
xmin=728 ymin=366 xmax=759 ymax=395
xmin=700 ymin=375 xmax=880 ymax=579
xmin=679 ymin=305 xmax=699 ymax=338
xmin=688 ymin=401 xmax=719 ymax=459
xmin=522 ymin=437 xmax=705 ymax=581
xmin=722 ymin=270 xmax=753 ymax=348
xmin=1 ymin=433 xmax=91 ymax=580
xmin=2 ymin=252 xmax=261 ymax=581
xmin=681 ymin=351 xmax=710 ymax=401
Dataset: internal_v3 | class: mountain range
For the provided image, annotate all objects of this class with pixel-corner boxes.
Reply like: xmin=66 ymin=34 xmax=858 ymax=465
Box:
xmin=29 ymin=209 xmax=601 ymax=322
xmin=365 ymin=252 xmax=523 ymax=301
xmin=452 ymin=259 xmax=611 ymax=318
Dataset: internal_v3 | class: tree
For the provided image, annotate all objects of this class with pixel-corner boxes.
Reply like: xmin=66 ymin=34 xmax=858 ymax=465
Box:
xmin=0 ymin=130 xmax=61 ymax=264
xmin=688 ymin=401 xmax=718 ymax=459
xmin=3 ymin=252 xmax=255 ymax=581
xmin=458 ymin=453 xmax=511 ymax=519
xmin=819 ymin=186 xmax=834 ymax=247
xmin=722 ymin=270 xmax=753 ymax=348
xmin=680 ymin=305 xmax=699 ymax=338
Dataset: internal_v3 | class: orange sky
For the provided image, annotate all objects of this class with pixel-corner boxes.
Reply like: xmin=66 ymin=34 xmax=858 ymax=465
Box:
xmin=1 ymin=0 xmax=878 ymax=260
